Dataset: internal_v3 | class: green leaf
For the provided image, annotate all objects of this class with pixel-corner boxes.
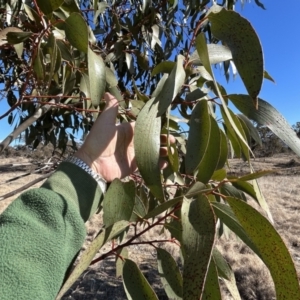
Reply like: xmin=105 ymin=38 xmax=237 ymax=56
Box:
xmin=230 ymin=180 xmax=259 ymax=202
xmin=211 ymin=168 xmax=227 ymax=181
xmin=151 ymin=74 xmax=168 ymax=98
xmin=33 ymin=46 xmax=44 ymax=81
xmin=151 ymin=61 xmax=175 ymax=76
xmin=106 ymin=67 xmax=118 ymax=87
xmin=196 ymin=115 xmax=221 ymax=183
xmin=263 ymin=70 xmax=275 ymax=83
xmin=134 ymin=98 xmax=164 ymax=201
xmin=24 ymin=4 xmax=42 ymax=23
xmin=237 ymin=114 xmax=262 ymax=146
xmin=6 ymin=31 xmax=32 ymax=44
xmin=116 ymin=247 xmax=128 ymax=278
xmin=208 ymin=9 xmax=264 ymax=105
xmin=103 ymin=179 xmax=135 ymax=227
xmin=88 ymin=47 xmax=106 ymax=107
xmin=226 ymin=197 xmax=300 ymax=300
xmin=157 ymin=248 xmax=183 ymax=299
xmin=154 ymin=55 xmax=185 ymax=116
xmin=213 ymin=248 xmax=241 ymax=300
xmin=238 ymin=170 xmax=274 ymax=181
xmin=228 ymin=94 xmax=300 ymax=157
xmin=56 ymin=40 xmax=73 ymax=62
xmin=130 ymin=195 xmax=148 ymax=221
xmin=144 ymin=197 xmax=182 ymax=219
xmin=56 ymin=221 xmax=130 ymax=299
xmin=211 ymin=202 xmax=259 ymax=255
xmin=220 ymin=183 xmax=247 ymax=201
xmin=202 ymin=258 xmax=222 ymax=300
xmin=216 ymin=129 xmax=228 ymax=169
xmin=63 ymin=64 xmax=75 ymax=95
xmin=123 ymin=259 xmax=158 ymax=300
xmin=65 ymin=13 xmax=88 ymax=53
xmin=251 ymin=174 xmax=273 ymax=223
xmin=221 ymin=107 xmax=242 ymax=158
xmin=190 ymin=44 xmax=232 ymax=66
xmin=227 ymin=108 xmax=251 ymax=161
xmin=0 ymin=27 xmax=23 ymax=46
xmin=46 ymin=33 xmax=60 ymax=84
xmin=181 ymin=195 xmax=216 ymax=299
xmin=186 ymin=100 xmax=210 ymax=174
xmin=36 ymin=0 xmax=64 ymax=15
xmin=195 ymin=33 xmax=213 ymax=77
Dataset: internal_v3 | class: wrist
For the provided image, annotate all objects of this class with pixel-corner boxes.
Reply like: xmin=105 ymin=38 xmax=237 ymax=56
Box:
xmin=67 ymin=154 xmax=107 ymax=193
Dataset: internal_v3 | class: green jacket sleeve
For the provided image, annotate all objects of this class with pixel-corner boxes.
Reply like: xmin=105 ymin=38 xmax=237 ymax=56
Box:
xmin=0 ymin=161 xmax=103 ymax=300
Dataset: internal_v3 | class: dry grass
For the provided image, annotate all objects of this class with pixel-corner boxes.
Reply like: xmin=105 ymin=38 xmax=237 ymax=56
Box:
xmin=1 ymin=154 xmax=300 ymax=299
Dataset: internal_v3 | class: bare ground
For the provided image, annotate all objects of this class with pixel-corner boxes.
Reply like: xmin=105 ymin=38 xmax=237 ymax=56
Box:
xmin=1 ymin=153 xmax=300 ymax=299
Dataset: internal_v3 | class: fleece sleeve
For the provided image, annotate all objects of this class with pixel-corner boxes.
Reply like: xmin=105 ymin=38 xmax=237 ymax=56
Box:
xmin=0 ymin=161 xmax=103 ymax=300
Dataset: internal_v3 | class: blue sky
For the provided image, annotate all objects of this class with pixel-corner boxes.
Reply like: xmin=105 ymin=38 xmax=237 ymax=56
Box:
xmin=0 ymin=0 xmax=300 ymax=141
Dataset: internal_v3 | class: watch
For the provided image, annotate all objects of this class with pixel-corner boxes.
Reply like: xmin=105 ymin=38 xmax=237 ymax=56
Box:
xmin=65 ymin=156 xmax=107 ymax=194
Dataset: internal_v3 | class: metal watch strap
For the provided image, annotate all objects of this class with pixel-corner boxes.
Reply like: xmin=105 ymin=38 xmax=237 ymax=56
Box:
xmin=65 ymin=156 xmax=107 ymax=193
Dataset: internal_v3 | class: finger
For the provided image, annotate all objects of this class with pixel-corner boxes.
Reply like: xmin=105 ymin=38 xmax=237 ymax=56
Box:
xmin=159 ymin=147 xmax=168 ymax=157
xmin=98 ymin=92 xmax=119 ymax=125
xmin=160 ymin=134 xmax=176 ymax=145
xmin=159 ymin=159 xmax=168 ymax=170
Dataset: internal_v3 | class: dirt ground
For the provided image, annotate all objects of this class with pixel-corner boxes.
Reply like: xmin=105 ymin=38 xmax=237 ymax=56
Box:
xmin=0 ymin=153 xmax=300 ymax=299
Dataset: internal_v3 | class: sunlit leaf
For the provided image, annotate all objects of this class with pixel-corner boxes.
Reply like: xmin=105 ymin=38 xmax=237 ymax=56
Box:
xmin=226 ymin=197 xmax=300 ymax=300
xmin=134 ymin=98 xmax=164 ymax=201
xmin=228 ymin=94 xmax=300 ymax=157
xmin=202 ymin=258 xmax=222 ymax=300
xmin=211 ymin=202 xmax=259 ymax=255
xmin=190 ymin=44 xmax=232 ymax=66
xmin=154 ymin=55 xmax=185 ymax=116
xmin=208 ymin=8 xmax=264 ymax=106
xmin=213 ymin=248 xmax=241 ymax=300
xmin=88 ymin=47 xmax=106 ymax=107
xmin=263 ymin=70 xmax=275 ymax=83
xmin=182 ymin=195 xmax=216 ymax=299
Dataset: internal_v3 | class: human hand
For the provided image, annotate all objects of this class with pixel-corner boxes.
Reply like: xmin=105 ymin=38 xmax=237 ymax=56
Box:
xmin=75 ymin=93 xmax=174 ymax=182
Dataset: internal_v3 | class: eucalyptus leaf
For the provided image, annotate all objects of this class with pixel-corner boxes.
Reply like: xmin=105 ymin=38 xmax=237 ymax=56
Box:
xmin=208 ymin=8 xmax=264 ymax=106
xmin=123 ymin=259 xmax=158 ymax=300
xmin=190 ymin=44 xmax=232 ymax=66
xmin=157 ymin=248 xmax=183 ymax=299
xmin=103 ymin=179 xmax=135 ymax=227
xmin=154 ymin=55 xmax=185 ymax=116
xmin=65 ymin=13 xmax=88 ymax=53
xmin=182 ymin=195 xmax=216 ymax=299
xmin=202 ymin=258 xmax=222 ymax=300
xmin=88 ymin=47 xmax=106 ymax=107
xmin=228 ymin=94 xmax=300 ymax=157
xmin=134 ymin=98 xmax=164 ymax=201
xmin=36 ymin=0 xmax=64 ymax=15
xmin=226 ymin=197 xmax=300 ymax=300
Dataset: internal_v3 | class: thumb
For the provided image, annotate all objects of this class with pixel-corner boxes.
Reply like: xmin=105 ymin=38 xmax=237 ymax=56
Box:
xmin=98 ymin=92 xmax=119 ymax=125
